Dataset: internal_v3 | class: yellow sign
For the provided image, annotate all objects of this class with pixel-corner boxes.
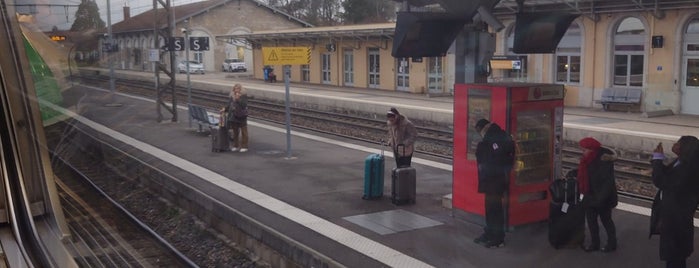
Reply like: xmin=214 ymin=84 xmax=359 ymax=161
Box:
xmin=262 ymin=47 xmax=311 ymax=65
xmin=50 ymin=35 xmax=66 ymax=41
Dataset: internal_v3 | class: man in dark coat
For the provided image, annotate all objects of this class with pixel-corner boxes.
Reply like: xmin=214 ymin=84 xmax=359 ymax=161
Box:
xmin=473 ymin=119 xmax=515 ymax=248
xmin=650 ymin=136 xmax=699 ymax=268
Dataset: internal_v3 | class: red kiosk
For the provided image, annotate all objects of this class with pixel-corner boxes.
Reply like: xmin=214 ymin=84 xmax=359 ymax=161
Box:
xmin=453 ymin=83 xmax=565 ymax=226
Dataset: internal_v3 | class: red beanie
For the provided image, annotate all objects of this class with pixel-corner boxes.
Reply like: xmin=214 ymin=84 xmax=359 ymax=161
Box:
xmin=579 ymin=137 xmax=601 ymax=150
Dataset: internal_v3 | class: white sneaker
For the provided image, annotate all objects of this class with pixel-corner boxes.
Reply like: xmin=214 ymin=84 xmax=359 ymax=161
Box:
xmin=230 ymin=147 xmax=239 ymax=152
xmin=239 ymin=148 xmax=248 ymax=152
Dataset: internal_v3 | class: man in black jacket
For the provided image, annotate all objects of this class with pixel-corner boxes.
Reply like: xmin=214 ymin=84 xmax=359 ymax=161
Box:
xmin=473 ymin=119 xmax=515 ymax=248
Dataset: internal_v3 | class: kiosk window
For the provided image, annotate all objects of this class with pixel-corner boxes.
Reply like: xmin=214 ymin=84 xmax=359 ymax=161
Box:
xmin=467 ymin=89 xmax=491 ymax=160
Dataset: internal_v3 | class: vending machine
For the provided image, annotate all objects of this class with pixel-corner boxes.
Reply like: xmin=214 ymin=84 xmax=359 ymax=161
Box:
xmin=452 ymin=83 xmax=564 ymax=226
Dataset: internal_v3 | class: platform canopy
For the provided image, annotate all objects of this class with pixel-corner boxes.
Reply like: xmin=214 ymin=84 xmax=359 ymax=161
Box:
xmin=394 ymin=0 xmax=699 ymax=18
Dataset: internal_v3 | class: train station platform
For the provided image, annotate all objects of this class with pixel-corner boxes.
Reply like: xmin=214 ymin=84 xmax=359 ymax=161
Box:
xmin=55 ymin=69 xmax=699 ymax=267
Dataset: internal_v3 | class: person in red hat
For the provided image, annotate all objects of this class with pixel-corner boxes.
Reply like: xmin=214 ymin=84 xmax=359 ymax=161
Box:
xmin=578 ymin=137 xmax=618 ymax=253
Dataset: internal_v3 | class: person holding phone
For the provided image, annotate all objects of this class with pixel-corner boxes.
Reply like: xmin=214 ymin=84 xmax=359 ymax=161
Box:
xmin=650 ymin=136 xmax=699 ymax=268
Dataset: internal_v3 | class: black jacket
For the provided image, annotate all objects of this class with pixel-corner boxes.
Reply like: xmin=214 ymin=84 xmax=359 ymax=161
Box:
xmin=582 ymin=147 xmax=618 ymax=209
xmin=225 ymin=95 xmax=248 ymax=125
xmin=650 ymin=158 xmax=699 ymax=261
xmin=475 ymin=123 xmax=515 ymax=194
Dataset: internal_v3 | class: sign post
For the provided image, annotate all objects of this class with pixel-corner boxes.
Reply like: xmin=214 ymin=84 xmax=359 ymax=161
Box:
xmin=262 ymin=47 xmax=311 ymax=159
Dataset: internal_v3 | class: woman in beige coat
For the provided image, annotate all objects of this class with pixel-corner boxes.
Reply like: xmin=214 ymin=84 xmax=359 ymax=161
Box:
xmin=386 ymin=107 xmax=418 ymax=167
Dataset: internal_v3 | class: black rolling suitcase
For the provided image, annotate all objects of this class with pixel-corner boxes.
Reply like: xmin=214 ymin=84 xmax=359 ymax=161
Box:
xmin=548 ymin=177 xmax=585 ymax=249
xmin=211 ymin=126 xmax=230 ymax=152
xmin=391 ymin=145 xmax=416 ymax=205
xmin=391 ymin=166 xmax=416 ymax=205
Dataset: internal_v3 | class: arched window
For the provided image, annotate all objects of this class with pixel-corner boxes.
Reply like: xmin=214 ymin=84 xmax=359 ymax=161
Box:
xmin=555 ymin=21 xmax=581 ymax=84
xmin=613 ymin=17 xmax=646 ymax=87
xmin=684 ymin=17 xmax=699 ymax=87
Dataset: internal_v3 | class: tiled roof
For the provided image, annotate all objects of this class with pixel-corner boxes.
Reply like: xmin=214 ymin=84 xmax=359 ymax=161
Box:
xmin=111 ymin=0 xmax=311 ymax=34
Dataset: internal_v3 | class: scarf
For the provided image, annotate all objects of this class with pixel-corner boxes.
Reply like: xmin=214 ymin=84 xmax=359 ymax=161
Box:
xmin=577 ymin=137 xmax=601 ymax=195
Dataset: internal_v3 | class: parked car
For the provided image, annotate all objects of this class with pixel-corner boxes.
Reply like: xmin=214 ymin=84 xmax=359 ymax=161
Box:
xmin=222 ymin=58 xmax=247 ymax=72
xmin=178 ymin=61 xmax=205 ymax=74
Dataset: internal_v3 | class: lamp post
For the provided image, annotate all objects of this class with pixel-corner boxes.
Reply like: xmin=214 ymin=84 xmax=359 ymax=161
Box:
xmin=182 ymin=22 xmax=192 ymax=128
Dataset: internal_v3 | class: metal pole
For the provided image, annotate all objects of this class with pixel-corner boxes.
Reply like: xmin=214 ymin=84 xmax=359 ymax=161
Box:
xmin=107 ymin=0 xmax=115 ymax=97
xmin=284 ymin=65 xmax=292 ymax=159
xmin=185 ymin=26 xmax=192 ymax=128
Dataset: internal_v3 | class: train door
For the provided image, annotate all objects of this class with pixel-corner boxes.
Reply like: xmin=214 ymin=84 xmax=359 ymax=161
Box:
xmin=681 ymin=17 xmax=699 ymax=115
xmin=396 ymin=57 xmax=410 ymax=91
xmin=368 ymin=48 xmax=380 ymax=88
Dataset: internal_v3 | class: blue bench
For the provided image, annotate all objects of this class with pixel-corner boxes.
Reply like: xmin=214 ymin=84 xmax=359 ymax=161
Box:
xmin=188 ymin=104 xmax=220 ymax=132
xmin=595 ymin=88 xmax=642 ymax=111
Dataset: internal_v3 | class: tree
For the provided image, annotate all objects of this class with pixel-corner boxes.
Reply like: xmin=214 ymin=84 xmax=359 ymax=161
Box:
xmin=342 ymin=0 xmax=396 ymax=24
xmin=70 ymin=0 xmax=105 ymax=32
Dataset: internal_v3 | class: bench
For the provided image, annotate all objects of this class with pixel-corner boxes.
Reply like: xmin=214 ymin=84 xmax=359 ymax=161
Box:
xmin=595 ymin=88 xmax=642 ymax=111
xmin=188 ymin=104 xmax=220 ymax=132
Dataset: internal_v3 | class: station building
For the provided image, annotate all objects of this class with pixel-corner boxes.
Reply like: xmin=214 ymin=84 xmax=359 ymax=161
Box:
xmin=218 ymin=4 xmax=699 ymax=115
xmin=101 ymin=0 xmax=311 ymax=76
xmin=101 ymin=0 xmax=699 ymax=116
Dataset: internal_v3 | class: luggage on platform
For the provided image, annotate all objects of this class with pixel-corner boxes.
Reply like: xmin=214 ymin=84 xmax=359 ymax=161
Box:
xmin=391 ymin=166 xmax=416 ymax=205
xmin=391 ymin=143 xmax=416 ymax=205
xmin=362 ymin=145 xmax=385 ymax=199
xmin=211 ymin=126 xmax=230 ymax=152
xmin=548 ymin=177 xmax=585 ymax=249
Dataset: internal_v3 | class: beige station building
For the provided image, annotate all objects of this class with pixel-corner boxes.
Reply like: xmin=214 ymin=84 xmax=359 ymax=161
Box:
xmin=102 ymin=0 xmax=699 ymax=115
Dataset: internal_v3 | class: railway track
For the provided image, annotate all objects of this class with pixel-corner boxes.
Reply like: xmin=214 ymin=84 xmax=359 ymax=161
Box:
xmin=74 ymin=74 xmax=657 ymax=200
xmin=52 ymin=154 xmax=195 ymax=267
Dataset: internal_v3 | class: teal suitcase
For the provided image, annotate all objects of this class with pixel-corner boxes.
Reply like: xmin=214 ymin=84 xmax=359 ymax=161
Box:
xmin=362 ymin=148 xmax=384 ymax=199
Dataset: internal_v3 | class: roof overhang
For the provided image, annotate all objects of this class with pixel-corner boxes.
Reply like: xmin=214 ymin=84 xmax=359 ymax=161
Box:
xmin=216 ymin=23 xmax=396 ymax=47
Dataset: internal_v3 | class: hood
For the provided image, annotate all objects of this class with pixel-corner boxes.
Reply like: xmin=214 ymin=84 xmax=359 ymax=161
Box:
xmin=599 ymin=147 xmax=618 ymax=162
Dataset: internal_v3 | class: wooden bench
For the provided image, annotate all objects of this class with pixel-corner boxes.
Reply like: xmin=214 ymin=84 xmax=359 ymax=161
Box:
xmin=188 ymin=104 xmax=220 ymax=132
xmin=595 ymin=88 xmax=642 ymax=111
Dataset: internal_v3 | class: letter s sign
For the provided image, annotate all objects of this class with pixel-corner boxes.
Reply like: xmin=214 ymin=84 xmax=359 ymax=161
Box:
xmin=190 ymin=37 xmax=209 ymax=51
xmin=173 ymin=37 xmax=184 ymax=51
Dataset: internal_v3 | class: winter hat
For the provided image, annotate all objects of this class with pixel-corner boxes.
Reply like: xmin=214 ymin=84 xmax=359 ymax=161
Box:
xmin=475 ymin=119 xmax=490 ymax=130
xmin=579 ymin=137 xmax=601 ymax=150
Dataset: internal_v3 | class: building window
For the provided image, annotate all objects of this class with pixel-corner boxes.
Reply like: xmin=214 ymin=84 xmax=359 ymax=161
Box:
xmin=343 ymin=50 xmax=354 ymax=86
xmin=613 ymin=17 xmax=645 ymax=87
xmin=194 ymin=51 xmax=203 ymax=63
xmin=555 ymin=22 xmax=581 ymax=84
xmin=301 ymin=64 xmax=310 ymax=82
xmin=321 ymin=53 xmax=331 ymax=84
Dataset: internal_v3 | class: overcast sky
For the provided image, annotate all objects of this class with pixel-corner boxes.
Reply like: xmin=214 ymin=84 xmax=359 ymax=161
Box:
xmin=15 ymin=0 xmax=204 ymax=31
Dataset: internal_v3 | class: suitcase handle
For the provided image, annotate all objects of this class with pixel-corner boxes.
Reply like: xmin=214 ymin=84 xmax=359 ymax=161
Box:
xmin=397 ymin=143 xmax=406 ymax=155
xmin=379 ymin=139 xmax=386 ymax=156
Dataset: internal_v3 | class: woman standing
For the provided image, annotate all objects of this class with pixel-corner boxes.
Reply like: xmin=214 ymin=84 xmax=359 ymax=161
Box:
xmin=650 ymin=136 xmax=699 ymax=268
xmin=578 ymin=137 xmax=618 ymax=253
xmin=225 ymin=84 xmax=249 ymax=152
